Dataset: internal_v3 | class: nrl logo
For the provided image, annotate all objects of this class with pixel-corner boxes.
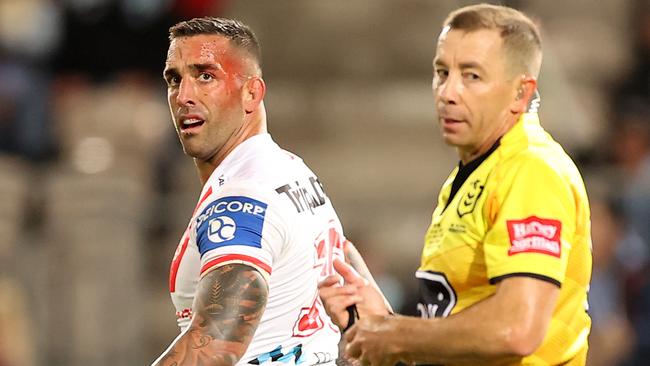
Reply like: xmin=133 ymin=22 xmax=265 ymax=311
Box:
xmin=457 ymin=179 xmax=484 ymax=217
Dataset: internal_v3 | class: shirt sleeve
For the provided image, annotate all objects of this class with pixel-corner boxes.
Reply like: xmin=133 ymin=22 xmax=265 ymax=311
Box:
xmin=192 ymin=181 xmax=286 ymax=279
xmin=483 ymin=155 xmax=576 ymax=286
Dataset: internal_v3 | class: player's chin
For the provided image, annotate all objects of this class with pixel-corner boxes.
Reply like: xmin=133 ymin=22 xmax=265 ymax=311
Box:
xmin=183 ymin=144 xmax=219 ymax=163
xmin=181 ymin=143 xmax=205 ymax=159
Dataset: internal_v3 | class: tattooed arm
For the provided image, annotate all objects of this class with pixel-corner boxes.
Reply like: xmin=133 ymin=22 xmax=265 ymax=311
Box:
xmin=152 ymin=264 xmax=268 ymax=366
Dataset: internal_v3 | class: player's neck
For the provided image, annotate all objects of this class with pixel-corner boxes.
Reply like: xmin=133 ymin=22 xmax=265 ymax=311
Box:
xmin=195 ymin=110 xmax=268 ymax=185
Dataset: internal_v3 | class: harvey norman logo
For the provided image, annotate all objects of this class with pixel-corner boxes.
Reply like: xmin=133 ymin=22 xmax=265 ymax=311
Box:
xmin=506 ymin=216 xmax=561 ymax=257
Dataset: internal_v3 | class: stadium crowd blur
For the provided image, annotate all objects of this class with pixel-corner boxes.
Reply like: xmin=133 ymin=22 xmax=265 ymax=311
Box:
xmin=0 ymin=0 xmax=648 ymax=365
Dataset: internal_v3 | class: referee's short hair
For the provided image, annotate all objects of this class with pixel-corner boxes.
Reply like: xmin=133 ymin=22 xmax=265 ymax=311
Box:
xmin=168 ymin=17 xmax=262 ymax=69
xmin=443 ymin=4 xmax=542 ymax=78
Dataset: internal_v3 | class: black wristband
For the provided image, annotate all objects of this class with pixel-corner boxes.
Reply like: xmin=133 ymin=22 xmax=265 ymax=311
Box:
xmin=343 ymin=304 xmax=359 ymax=333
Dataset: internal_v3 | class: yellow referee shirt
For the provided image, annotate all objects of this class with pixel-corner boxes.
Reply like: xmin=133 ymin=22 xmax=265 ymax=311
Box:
xmin=418 ymin=112 xmax=592 ymax=365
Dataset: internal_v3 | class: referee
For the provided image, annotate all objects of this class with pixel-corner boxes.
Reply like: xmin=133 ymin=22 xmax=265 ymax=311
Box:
xmin=319 ymin=4 xmax=592 ymax=366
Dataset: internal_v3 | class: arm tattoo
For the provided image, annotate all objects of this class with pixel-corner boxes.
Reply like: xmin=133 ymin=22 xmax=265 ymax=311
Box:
xmin=154 ymin=264 xmax=268 ymax=366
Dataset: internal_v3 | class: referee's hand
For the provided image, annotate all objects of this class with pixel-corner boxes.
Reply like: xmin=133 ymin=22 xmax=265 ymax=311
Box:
xmin=345 ymin=314 xmax=416 ymax=366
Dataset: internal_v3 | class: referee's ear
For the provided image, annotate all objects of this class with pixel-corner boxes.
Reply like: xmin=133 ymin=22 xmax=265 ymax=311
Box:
xmin=510 ymin=76 xmax=537 ymax=115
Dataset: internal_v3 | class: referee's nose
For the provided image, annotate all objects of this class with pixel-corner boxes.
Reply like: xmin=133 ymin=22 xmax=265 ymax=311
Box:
xmin=437 ymin=73 xmax=460 ymax=105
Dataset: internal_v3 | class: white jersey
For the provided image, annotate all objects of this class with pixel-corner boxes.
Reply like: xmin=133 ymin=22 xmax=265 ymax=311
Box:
xmin=168 ymin=133 xmax=343 ymax=365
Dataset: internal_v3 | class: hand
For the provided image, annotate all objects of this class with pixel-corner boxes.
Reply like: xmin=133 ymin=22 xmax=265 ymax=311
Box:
xmin=345 ymin=315 xmax=413 ymax=366
xmin=318 ymin=258 xmax=366 ymax=329
xmin=318 ymin=259 xmax=389 ymax=330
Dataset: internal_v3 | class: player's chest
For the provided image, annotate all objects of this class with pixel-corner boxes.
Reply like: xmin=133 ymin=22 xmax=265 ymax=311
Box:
xmin=169 ymin=223 xmax=201 ymax=302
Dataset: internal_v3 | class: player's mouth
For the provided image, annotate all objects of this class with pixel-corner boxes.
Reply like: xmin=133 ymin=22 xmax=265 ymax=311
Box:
xmin=179 ymin=115 xmax=205 ymax=135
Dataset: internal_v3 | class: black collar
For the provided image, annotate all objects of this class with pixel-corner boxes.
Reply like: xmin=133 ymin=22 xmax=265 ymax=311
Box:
xmin=444 ymin=139 xmax=500 ymax=210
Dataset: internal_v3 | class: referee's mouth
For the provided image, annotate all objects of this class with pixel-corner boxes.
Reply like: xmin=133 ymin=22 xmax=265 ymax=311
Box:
xmin=443 ymin=118 xmax=463 ymax=124
xmin=438 ymin=109 xmax=465 ymax=125
xmin=441 ymin=117 xmax=465 ymax=125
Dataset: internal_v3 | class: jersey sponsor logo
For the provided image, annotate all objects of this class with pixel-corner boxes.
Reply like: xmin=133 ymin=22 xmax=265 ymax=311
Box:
xmin=448 ymin=223 xmax=466 ymax=233
xmin=457 ymin=179 xmax=484 ymax=217
xmin=276 ymin=176 xmax=327 ymax=214
xmin=196 ymin=196 xmax=267 ymax=255
xmin=416 ymin=270 xmax=457 ymax=318
xmin=196 ymin=197 xmax=266 ymax=227
xmin=506 ymin=216 xmax=561 ymax=257
xmin=207 ymin=216 xmax=236 ymax=243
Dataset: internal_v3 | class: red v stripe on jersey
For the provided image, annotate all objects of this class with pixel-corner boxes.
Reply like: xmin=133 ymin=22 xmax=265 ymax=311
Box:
xmin=169 ymin=235 xmax=189 ymax=293
xmin=193 ymin=186 xmax=214 ymax=215
xmin=169 ymin=186 xmax=214 ymax=293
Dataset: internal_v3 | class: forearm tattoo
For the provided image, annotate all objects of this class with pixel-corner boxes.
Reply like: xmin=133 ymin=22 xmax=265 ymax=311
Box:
xmin=155 ymin=264 xmax=268 ymax=366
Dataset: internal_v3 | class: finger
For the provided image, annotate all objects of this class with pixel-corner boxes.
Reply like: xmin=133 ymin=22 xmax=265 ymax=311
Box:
xmin=329 ymin=308 xmax=348 ymax=330
xmin=345 ymin=330 xmax=361 ymax=359
xmin=318 ymin=275 xmax=342 ymax=289
xmin=327 ymin=294 xmax=363 ymax=315
xmin=323 ymin=283 xmax=359 ymax=296
xmin=333 ymin=258 xmax=367 ymax=287
xmin=344 ymin=323 xmax=358 ymax=343
xmin=323 ymin=294 xmax=362 ymax=327
xmin=319 ymin=284 xmax=359 ymax=302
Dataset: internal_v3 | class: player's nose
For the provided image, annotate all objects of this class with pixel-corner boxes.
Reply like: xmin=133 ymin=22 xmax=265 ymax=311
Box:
xmin=176 ymin=78 xmax=197 ymax=106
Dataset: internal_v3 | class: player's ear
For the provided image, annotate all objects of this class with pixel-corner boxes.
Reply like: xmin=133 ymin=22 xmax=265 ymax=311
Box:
xmin=243 ymin=76 xmax=266 ymax=114
xmin=509 ymin=76 xmax=537 ymax=114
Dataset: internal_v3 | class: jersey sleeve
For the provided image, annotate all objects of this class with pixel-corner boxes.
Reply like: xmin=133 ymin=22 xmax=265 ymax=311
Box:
xmin=192 ymin=181 xmax=286 ymax=279
xmin=483 ymin=156 xmax=576 ymax=286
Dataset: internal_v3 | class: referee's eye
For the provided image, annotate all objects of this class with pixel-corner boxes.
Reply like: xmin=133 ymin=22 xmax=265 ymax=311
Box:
xmin=463 ymin=72 xmax=480 ymax=81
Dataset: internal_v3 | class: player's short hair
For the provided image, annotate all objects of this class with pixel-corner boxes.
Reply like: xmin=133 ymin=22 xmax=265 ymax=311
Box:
xmin=443 ymin=4 xmax=542 ymax=77
xmin=169 ymin=17 xmax=262 ymax=69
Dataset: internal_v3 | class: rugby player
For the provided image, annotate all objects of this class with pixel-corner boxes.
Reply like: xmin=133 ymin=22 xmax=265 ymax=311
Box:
xmin=318 ymin=4 xmax=592 ymax=365
xmin=151 ymin=17 xmax=380 ymax=366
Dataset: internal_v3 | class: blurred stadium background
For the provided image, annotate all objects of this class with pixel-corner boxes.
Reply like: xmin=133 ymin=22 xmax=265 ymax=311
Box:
xmin=0 ymin=0 xmax=649 ymax=365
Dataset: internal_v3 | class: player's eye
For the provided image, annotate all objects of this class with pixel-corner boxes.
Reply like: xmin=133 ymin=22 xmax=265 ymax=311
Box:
xmin=166 ymin=75 xmax=180 ymax=87
xmin=199 ymin=73 xmax=214 ymax=82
